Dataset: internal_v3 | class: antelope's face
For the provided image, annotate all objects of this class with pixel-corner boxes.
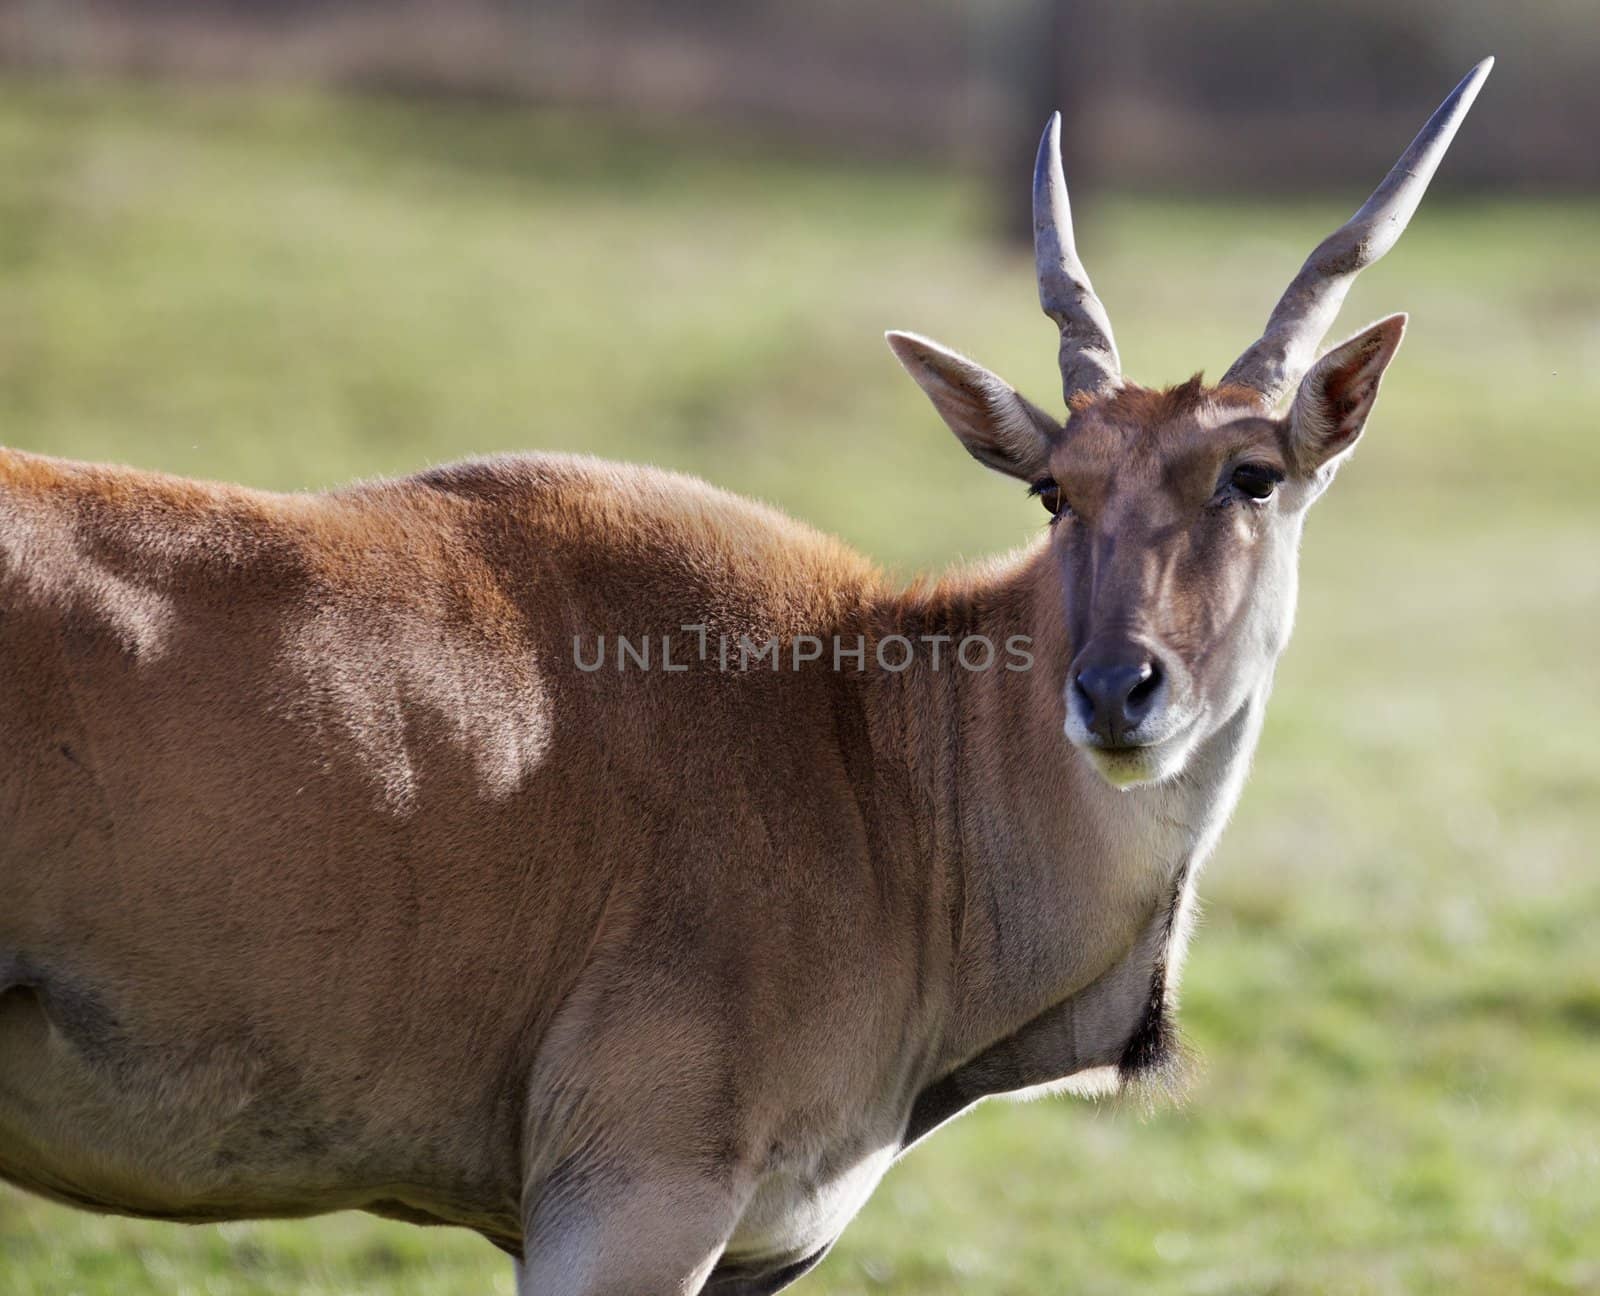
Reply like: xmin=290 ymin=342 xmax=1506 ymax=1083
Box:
xmin=891 ymin=319 xmax=1402 ymax=788
xmin=1035 ymin=380 xmax=1335 ymax=786
xmin=888 ymin=61 xmax=1488 ymax=786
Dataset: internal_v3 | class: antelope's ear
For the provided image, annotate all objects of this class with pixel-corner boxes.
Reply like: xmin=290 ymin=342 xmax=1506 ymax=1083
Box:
xmin=886 ymin=331 xmax=1060 ymax=482
xmin=1287 ymin=314 xmax=1407 ymax=475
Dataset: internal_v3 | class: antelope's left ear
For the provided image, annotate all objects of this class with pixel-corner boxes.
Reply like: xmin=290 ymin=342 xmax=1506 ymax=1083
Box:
xmin=1287 ymin=314 xmax=1407 ymax=475
xmin=885 ymin=330 xmax=1061 ymax=483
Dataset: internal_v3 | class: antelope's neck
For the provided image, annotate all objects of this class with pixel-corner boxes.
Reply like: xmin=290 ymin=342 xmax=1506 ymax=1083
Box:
xmin=868 ymin=546 xmax=1265 ymax=1075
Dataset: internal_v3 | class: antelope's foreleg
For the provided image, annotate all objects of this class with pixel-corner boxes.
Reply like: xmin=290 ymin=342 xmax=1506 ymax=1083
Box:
xmin=514 ymin=1165 xmax=745 ymax=1296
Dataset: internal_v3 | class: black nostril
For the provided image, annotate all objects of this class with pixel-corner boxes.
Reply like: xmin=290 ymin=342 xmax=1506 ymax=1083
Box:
xmin=1126 ymin=660 xmax=1161 ymax=713
xmin=1073 ymin=654 xmax=1165 ymax=742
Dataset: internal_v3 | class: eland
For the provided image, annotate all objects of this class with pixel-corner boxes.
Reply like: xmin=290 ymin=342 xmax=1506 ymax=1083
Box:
xmin=0 ymin=60 xmax=1491 ymax=1295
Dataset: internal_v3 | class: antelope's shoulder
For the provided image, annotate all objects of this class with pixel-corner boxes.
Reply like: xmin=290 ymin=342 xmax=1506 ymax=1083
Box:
xmin=368 ymin=452 xmax=888 ymax=625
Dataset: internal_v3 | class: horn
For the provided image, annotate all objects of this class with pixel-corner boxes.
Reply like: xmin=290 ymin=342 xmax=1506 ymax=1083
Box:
xmin=1222 ymin=58 xmax=1493 ymax=407
xmin=1034 ymin=112 xmax=1121 ymax=404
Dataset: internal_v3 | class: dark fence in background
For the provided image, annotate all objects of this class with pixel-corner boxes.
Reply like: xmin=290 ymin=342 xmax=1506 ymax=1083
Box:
xmin=3 ymin=0 xmax=1593 ymax=199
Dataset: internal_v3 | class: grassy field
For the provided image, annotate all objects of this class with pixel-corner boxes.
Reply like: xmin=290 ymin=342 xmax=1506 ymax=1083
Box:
xmin=0 ymin=79 xmax=1596 ymax=1295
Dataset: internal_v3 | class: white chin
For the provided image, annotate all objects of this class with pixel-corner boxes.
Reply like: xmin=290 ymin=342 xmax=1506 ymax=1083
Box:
xmin=1080 ymin=742 xmax=1183 ymax=789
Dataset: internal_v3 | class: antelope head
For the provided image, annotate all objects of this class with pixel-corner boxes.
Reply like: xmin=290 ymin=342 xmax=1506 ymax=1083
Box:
xmin=888 ymin=61 xmax=1490 ymax=789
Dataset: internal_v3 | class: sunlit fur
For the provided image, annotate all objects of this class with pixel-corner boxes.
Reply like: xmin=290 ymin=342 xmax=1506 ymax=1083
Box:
xmin=0 ymin=316 xmax=1402 ymax=1294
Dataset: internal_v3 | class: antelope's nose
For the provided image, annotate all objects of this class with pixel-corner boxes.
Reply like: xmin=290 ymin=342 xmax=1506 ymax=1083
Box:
xmin=1073 ymin=652 xmax=1163 ymax=745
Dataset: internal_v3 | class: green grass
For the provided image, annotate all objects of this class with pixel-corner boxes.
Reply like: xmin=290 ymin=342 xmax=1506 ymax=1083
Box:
xmin=1 ymin=78 xmax=1597 ymax=1295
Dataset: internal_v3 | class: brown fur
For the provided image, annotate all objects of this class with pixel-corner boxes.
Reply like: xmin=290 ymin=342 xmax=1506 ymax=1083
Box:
xmin=0 ymin=313 xmax=1404 ymax=1294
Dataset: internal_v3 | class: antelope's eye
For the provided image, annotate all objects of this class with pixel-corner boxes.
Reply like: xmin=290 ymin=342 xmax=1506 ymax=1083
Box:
xmin=1029 ymin=478 xmax=1066 ymax=518
xmin=1229 ymin=463 xmax=1283 ymax=502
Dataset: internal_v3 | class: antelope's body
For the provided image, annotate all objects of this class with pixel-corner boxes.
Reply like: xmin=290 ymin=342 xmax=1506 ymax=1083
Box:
xmin=0 ymin=60 xmax=1491 ymax=1296
xmin=0 ymin=447 xmax=1226 ymax=1284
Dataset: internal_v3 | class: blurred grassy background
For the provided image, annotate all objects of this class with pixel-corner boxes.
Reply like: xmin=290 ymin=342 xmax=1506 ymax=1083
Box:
xmin=0 ymin=80 xmax=1597 ymax=1295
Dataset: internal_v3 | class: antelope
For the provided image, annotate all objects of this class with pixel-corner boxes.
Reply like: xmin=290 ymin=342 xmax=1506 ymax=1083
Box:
xmin=0 ymin=61 xmax=1489 ymax=1295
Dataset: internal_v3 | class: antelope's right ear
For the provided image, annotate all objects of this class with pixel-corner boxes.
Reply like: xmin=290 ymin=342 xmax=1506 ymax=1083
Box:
xmin=886 ymin=331 xmax=1060 ymax=483
xmin=1286 ymin=314 xmax=1407 ymax=477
